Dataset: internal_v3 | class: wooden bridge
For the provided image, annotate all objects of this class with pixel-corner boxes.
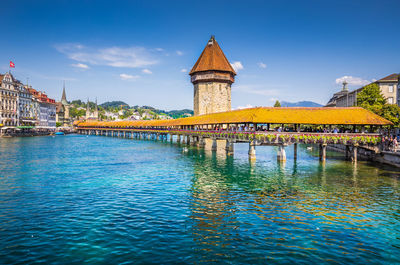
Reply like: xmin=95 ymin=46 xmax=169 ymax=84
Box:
xmin=76 ymin=107 xmax=392 ymax=162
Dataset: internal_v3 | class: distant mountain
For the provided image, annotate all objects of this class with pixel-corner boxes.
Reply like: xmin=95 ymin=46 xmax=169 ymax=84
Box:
xmin=100 ymin=101 xmax=129 ymax=108
xmin=166 ymin=109 xmax=194 ymax=118
xmin=99 ymin=101 xmax=193 ymax=118
xmin=280 ymin=101 xmax=323 ymax=107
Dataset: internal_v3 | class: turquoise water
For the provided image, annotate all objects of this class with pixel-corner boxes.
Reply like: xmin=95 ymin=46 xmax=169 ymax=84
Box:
xmin=0 ymin=134 xmax=399 ymax=264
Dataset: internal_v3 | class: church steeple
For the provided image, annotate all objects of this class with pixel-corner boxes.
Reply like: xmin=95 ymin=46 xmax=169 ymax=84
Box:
xmin=94 ymin=98 xmax=99 ymax=120
xmin=61 ymin=80 xmax=67 ymax=104
xmin=85 ymin=98 xmax=90 ymax=120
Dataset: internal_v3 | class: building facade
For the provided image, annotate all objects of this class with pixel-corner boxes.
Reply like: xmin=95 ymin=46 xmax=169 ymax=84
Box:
xmin=0 ymin=72 xmax=19 ymax=126
xmin=29 ymin=87 xmax=56 ymax=128
xmin=18 ymin=83 xmax=35 ymax=126
xmin=0 ymin=72 xmax=57 ymax=131
xmin=190 ymin=36 xmax=236 ymax=116
xmin=327 ymin=73 xmax=399 ymax=107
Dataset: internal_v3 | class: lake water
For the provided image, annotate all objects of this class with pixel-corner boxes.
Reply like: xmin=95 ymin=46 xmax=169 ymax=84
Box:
xmin=0 ymin=134 xmax=399 ymax=264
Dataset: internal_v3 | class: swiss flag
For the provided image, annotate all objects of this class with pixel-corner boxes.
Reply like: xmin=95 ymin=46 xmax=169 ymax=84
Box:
xmin=10 ymin=61 xmax=15 ymax=68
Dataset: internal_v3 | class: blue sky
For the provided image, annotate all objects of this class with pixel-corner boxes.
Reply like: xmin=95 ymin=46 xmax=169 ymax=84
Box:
xmin=1 ymin=0 xmax=399 ymax=110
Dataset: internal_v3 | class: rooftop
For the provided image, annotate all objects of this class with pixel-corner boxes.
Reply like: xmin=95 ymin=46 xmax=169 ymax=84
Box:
xmin=78 ymin=107 xmax=392 ymax=127
xmin=189 ymin=36 xmax=236 ymax=75
xmin=376 ymin=73 xmax=399 ymax=82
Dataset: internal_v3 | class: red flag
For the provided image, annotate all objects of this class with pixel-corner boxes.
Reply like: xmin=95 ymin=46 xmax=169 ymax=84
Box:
xmin=10 ymin=61 xmax=15 ymax=68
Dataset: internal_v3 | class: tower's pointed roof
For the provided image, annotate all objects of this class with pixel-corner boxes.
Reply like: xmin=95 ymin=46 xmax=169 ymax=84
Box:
xmin=61 ymin=81 xmax=67 ymax=103
xmin=190 ymin=36 xmax=236 ymax=75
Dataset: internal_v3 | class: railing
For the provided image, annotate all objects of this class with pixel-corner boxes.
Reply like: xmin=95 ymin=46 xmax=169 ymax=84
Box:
xmin=79 ymin=127 xmax=382 ymax=146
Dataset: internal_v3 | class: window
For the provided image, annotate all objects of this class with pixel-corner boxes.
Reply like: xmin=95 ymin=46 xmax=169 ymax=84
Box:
xmin=388 ymin=97 xmax=394 ymax=104
xmin=389 ymin=85 xmax=394 ymax=93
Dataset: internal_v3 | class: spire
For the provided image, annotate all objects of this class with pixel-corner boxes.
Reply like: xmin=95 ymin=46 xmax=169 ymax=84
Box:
xmin=86 ymin=98 xmax=90 ymax=119
xmin=342 ymin=81 xmax=348 ymax=92
xmin=94 ymin=98 xmax=99 ymax=120
xmin=61 ymin=80 xmax=67 ymax=103
xmin=189 ymin=36 xmax=236 ymax=75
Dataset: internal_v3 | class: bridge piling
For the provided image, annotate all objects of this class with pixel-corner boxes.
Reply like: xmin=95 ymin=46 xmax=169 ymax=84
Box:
xmin=248 ymin=141 xmax=256 ymax=160
xmin=277 ymin=144 xmax=286 ymax=162
xmin=352 ymin=145 xmax=358 ymax=163
xmin=211 ymin=138 xmax=218 ymax=151
xmin=198 ymin=137 xmax=205 ymax=148
xmin=225 ymin=140 xmax=234 ymax=156
xmin=319 ymin=144 xmax=327 ymax=161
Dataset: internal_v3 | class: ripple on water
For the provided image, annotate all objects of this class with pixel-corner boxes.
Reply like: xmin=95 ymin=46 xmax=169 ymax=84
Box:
xmin=0 ymin=135 xmax=399 ymax=264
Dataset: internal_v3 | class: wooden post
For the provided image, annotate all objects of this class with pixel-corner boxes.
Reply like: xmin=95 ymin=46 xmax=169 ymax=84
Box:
xmin=294 ymin=143 xmax=298 ymax=159
xmin=352 ymin=145 xmax=358 ymax=163
xmin=319 ymin=144 xmax=327 ymax=161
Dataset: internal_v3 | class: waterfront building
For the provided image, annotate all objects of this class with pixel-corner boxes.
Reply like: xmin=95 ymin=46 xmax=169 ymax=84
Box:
xmin=56 ymin=83 xmax=71 ymax=126
xmin=17 ymin=82 xmax=35 ymax=126
xmin=190 ymin=36 xmax=236 ymax=116
xmin=29 ymin=87 xmax=56 ymax=128
xmin=326 ymin=73 xmax=399 ymax=107
xmin=85 ymin=98 xmax=99 ymax=120
xmin=0 ymin=72 xmax=20 ymax=126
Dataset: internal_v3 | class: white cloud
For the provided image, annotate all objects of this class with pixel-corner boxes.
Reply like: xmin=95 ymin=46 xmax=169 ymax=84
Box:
xmin=142 ymin=69 xmax=152 ymax=74
xmin=155 ymin=48 xmax=164 ymax=52
xmin=176 ymin=50 xmax=183 ymax=56
xmin=180 ymin=68 xmax=187 ymax=73
xmin=56 ymin=43 xmax=158 ymax=68
xmin=236 ymin=104 xmax=254 ymax=110
xmin=335 ymin=76 xmax=370 ymax=86
xmin=120 ymin=73 xmax=140 ymax=80
xmin=258 ymin=62 xmax=267 ymax=69
xmin=231 ymin=61 xmax=244 ymax=71
xmin=71 ymin=63 xmax=89 ymax=69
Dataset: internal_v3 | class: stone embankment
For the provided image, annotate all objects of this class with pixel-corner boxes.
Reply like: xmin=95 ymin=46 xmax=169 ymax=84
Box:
xmin=327 ymin=144 xmax=400 ymax=168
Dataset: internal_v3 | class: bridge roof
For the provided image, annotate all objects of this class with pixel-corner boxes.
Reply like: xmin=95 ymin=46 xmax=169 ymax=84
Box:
xmin=77 ymin=107 xmax=392 ymax=128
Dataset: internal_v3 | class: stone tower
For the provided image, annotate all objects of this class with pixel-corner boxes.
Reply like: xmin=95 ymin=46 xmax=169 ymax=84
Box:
xmin=190 ymin=36 xmax=236 ymax=116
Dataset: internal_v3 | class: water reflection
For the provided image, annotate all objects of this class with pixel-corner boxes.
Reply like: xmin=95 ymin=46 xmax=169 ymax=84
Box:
xmin=186 ymin=145 xmax=400 ymax=264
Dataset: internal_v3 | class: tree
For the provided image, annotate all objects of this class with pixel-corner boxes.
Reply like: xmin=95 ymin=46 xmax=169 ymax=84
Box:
xmin=69 ymin=107 xmax=86 ymax=118
xmin=381 ymin=104 xmax=400 ymax=127
xmin=356 ymin=83 xmax=386 ymax=112
xmin=274 ymin=100 xmax=281 ymax=107
xmin=357 ymin=83 xmax=399 ymax=127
